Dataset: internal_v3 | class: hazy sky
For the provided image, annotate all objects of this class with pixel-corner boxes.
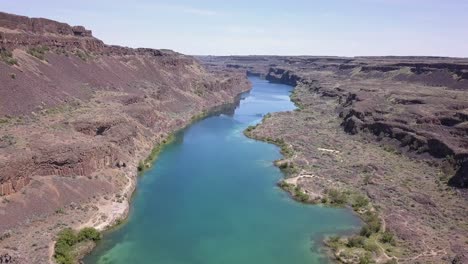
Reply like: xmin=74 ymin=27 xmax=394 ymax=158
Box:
xmin=2 ymin=0 xmax=468 ymax=57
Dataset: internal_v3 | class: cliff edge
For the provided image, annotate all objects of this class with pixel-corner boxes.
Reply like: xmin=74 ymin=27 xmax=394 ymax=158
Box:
xmin=0 ymin=12 xmax=250 ymax=263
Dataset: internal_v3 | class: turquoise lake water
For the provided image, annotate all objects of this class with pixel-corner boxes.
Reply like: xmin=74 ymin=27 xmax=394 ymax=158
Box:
xmin=84 ymin=76 xmax=360 ymax=264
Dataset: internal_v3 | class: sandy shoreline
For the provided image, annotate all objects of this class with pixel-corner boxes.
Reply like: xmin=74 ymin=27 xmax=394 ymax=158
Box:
xmin=78 ymin=169 xmax=136 ymax=232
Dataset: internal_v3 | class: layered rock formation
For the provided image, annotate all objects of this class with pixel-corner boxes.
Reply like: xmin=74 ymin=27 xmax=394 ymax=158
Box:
xmin=201 ymin=56 xmax=468 ymax=187
xmin=0 ymin=12 xmax=250 ymax=263
xmin=200 ymin=55 xmax=468 ymax=263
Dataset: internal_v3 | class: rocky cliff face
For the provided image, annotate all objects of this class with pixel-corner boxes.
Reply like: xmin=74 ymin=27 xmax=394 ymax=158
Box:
xmin=200 ymin=55 xmax=468 ymax=263
xmin=200 ymin=56 xmax=468 ymax=187
xmin=0 ymin=11 xmax=250 ymax=237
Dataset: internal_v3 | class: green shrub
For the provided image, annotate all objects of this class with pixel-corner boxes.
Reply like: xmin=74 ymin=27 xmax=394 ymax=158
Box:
xmin=54 ymin=227 xmax=101 ymax=264
xmin=245 ymin=125 xmax=256 ymax=133
xmin=360 ymin=225 xmax=373 ymax=237
xmin=54 ymin=228 xmax=77 ymax=264
xmin=54 ymin=242 xmax=74 ymax=264
xmin=279 ymin=144 xmax=294 ymax=158
xmin=278 ymin=181 xmax=292 ymax=190
xmin=74 ymin=49 xmax=92 ymax=61
xmin=77 ymin=227 xmax=101 ymax=242
xmin=328 ymin=188 xmax=348 ymax=205
xmin=359 ymin=252 xmax=373 ymax=264
xmin=137 ymin=160 xmax=145 ymax=171
xmin=347 ymin=235 xmax=365 ymax=248
xmin=352 ymin=194 xmax=369 ymax=209
xmin=27 ymin=46 xmax=49 ymax=60
xmin=0 ymin=49 xmax=18 ymax=65
xmin=278 ymin=162 xmax=288 ymax=169
xmin=363 ymin=211 xmax=381 ymax=233
xmin=380 ymin=231 xmax=395 ymax=245
xmin=57 ymin=228 xmax=77 ymax=246
xmin=293 ymin=187 xmax=309 ymax=202
xmin=364 ymin=239 xmax=379 ymax=253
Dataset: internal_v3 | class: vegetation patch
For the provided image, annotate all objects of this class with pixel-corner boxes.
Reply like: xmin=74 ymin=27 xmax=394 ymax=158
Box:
xmin=347 ymin=235 xmax=365 ymax=248
xmin=293 ymin=186 xmax=309 ymax=202
xmin=137 ymin=160 xmax=146 ymax=172
xmin=39 ymin=103 xmax=78 ymax=116
xmin=0 ymin=49 xmax=18 ymax=65
xmin=190 ymin=110 xmax=208 ymax=122
xmin=244 ymin=124 xmax=258 ymax=135
xmin=0 ymin=118 xmax=9 ymax=126
xmin=241 ymin=97 xmax=401 ymax=262
xmin=380 ymin=231 xmax=395 ymax=245
xmin=54 ymin=227 xmax=101 ymax=264
xmin=73 ymin=49 xmax=93 ymax=61
xmin=27 ymin=45 xmax=49 ymax=61
xmin=252 ymin=136 xmax=294 ymax=158
xmin=0 ymin=135 xmax=16 ymax=148
xmin=325 ymin=188 xmax=348 ymax=206
xmin=275 ymin=159 xmax=299 ymax=176
xmin=319 ymin=187 xmax=401 ymax=262
xmin=0 ymin=116 xmax=25 ymax=127
xmin=352 ymin=194 xmax=369 ymax=209
xmin=324 ymin=198 xmax=401 ymax=263
xmin=138 ymin=134 xmax=175 ymax=172
xmin=290 ymin=88 xmax=305 ymax=110
xmin=277 ymin=181 xmax=311 ymax=203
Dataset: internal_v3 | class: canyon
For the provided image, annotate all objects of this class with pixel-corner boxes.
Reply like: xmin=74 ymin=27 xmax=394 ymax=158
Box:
xmin=0 ymin=10 xmax=467 ymax=264
xmin=200 ymin=56 xmax=468 ymax=263
xmin=0 ymin=12 xmax=249 ymax=263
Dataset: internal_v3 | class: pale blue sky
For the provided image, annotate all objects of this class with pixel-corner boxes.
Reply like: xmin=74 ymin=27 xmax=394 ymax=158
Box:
xmin=2 ymin=0 xmax=467 ymax=57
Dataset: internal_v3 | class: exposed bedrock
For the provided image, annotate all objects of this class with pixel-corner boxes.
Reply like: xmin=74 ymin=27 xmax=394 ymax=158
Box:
xmin=265 ymin=68 xmax=302 ymax=86
xmin=199 ymin=56 xmax=468 ymax=188
xmin=0 ymin=11 xmax=251 ymax=207
xmin=336 ymin=90 xmax=468 ymax=187
xmin=271 ymin=67 xmax=468 ymax=187
xmin=198 ymin=55 xmax=468 ymax=264
xmin=342 ymin=98 xmax=467 ymax=187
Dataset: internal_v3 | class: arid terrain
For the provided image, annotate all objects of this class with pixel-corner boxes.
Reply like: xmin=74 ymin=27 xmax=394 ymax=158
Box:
xmin=200 ymin=56 xmax=468 ymax=263
xmin=1 ymin=10 xmax=468 ymax=264
xmin=0 ymin=12 xmax=250 ymax=263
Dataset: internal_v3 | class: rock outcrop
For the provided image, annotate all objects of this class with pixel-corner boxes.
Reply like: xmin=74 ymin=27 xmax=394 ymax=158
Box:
xmin=200 ymin=55 xmax=468 ymax=263
xmin=200 ymin=55 xmax=468 ymax=187
xmin=0 ymin=10 xmax=250 ymax=233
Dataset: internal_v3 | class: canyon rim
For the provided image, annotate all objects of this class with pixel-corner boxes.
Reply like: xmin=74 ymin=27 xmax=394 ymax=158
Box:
xmin=0 ymin=5 xmax=467 ymax=264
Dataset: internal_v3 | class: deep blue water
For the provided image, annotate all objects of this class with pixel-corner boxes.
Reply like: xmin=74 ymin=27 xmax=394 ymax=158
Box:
xmin=84 ymin=76 xmax=360 ymax=264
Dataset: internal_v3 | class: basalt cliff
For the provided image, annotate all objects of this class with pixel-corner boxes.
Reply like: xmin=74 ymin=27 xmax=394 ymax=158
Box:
xmin=0 ymin=12 xmax=250 ymax=263
xmin=200 ymin=56 xmax=468 ymax=263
